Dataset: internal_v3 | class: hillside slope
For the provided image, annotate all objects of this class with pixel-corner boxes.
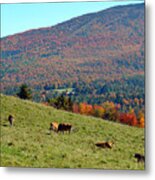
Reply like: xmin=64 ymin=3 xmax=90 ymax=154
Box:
xmin=1 ymin=94 xmax=144 ymax=169
xmin=1 ymin=3 xmax=144 ymax=94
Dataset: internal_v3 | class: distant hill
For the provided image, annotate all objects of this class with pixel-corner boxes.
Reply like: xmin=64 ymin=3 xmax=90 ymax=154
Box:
xmin=0 ymin=3 xmax=144 ymax=105
xmin=1 ymin=94 xmax=144 ymax=169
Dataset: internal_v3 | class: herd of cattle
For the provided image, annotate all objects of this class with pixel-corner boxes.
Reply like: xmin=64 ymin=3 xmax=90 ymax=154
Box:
xmin=7 ymin=114 xmax=145 ymax=163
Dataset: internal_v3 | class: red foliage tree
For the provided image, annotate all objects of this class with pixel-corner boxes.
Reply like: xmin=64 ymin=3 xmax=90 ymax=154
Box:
xmin=119 ymin=112 xmax=138 ymax=126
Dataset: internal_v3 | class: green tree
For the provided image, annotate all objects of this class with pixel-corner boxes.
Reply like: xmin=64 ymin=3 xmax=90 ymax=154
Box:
xmin=48 ymin=94 xmax=73 ymax=111
xmin=17 ymin=84 xmax=32 ymax=100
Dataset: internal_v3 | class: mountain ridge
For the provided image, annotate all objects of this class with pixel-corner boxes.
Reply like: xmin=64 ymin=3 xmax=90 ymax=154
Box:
xmin=1 ymin=3 xmax=144 ymax=39
xmin=1 ymin=3 xmax=144 ymax=105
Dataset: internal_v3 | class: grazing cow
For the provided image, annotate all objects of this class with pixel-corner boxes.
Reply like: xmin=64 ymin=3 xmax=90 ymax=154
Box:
xmin=8 ymin=115 xmax=14 ymax=126
xmin=49 ymin=122 xmax=59 ymax=132
xmin=57 ymin=123 xmax=72 ymax=133
xmin=134 ymin=153 xmax=145 ymax=163
xmin=95 ymin=141 xmax=114 ymax=149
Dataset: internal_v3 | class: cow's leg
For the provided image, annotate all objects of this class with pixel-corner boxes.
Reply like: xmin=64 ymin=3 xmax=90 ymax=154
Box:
xmin=9 ymin=120 xmax=13 ymax=126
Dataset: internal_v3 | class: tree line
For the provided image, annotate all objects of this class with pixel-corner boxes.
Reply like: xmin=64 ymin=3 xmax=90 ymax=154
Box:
xmin=17 ymin=83 xmax=144 ymax=128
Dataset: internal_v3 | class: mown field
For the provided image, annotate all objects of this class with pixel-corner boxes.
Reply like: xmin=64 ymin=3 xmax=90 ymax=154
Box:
xmin=0 ymin=94 xmax=145 ymax=169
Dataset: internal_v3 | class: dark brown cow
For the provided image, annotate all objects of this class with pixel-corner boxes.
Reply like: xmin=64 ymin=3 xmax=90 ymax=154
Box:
xmin=57 ymin=123 xmax=72 ymax=133
xmin=134 ymin=153 xmax=145 ymax=163
xmin=95 ymin=141 xmax=114 ymax=149
xmin=8 ymin=115 xmax=14 ymax=126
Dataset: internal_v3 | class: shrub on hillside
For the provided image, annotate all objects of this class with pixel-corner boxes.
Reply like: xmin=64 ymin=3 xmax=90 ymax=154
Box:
xmin=17 ymin=84 xmax=32 ymax=100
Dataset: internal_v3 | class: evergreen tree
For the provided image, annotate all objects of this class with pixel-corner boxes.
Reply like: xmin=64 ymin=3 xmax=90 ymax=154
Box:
xmin=17 ymin=84 xmax=32 ymax=100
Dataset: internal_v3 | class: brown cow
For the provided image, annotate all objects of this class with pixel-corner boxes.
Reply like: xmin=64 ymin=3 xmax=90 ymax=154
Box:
xmin=49 ymin=122 xmax=59 ymax=132
xmin=57 ymin=123 xmax=72 ymax=134
xmin=95 ymin=141 xmax=114 ymax=149
xmin=134 ymin=153 xmax=145 ymax=163
xmin=8 ymin=115 xmax=14 ymax=126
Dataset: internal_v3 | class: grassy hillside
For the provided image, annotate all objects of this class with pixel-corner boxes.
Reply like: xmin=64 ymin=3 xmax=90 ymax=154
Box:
xmin=0 ymin=94 xmax=144 ymax=169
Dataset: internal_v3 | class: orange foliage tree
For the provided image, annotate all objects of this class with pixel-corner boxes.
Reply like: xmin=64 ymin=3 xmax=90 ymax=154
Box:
xmin=79 ymin=103 xmax=93 ymax=115
xmin=93 ymin=105 xmax=105 ymax=118
xmin=138 ymin=111 xmax=145 ymax=128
